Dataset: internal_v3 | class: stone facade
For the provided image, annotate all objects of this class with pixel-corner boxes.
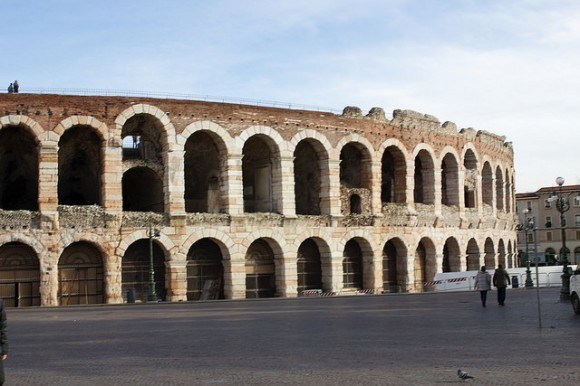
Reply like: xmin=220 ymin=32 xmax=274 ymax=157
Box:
xmin=0 ymin=94 xmax=517 ymax=306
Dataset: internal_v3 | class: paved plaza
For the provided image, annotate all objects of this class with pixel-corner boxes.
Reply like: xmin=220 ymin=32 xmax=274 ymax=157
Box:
xmin=4 ymin=287 xmax=580 ymax=385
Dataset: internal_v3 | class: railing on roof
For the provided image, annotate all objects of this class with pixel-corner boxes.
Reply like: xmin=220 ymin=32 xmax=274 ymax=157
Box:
xmin=4 ymin=87 xmax=342 ymax=114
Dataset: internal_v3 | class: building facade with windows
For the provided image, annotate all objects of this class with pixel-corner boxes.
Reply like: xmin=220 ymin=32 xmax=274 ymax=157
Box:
xmin=0 ymin=93 xmax=517 ymax=307
xmin=516 ymin=185 xmax=580 ymax=266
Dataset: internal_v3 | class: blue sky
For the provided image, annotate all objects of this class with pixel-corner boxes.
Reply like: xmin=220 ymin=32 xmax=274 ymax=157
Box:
xmin=2 ymin=0 xmax=580 ymax=192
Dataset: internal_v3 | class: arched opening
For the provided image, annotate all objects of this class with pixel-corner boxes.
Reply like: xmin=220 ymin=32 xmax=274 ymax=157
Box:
xmin=495 ymin=166 xmax=504 ymax=211
xmin=381 ymin=146 xmax=406 ymax=204
xmin=0 ymin=242 xmax=40 ymax=307
xmin=463 ymin=149 xmax=478 ymax=208
xmin=242 ymin=135 xmax=281 ymax=213
xmin=58 ymin=242 xmax=104 ymax=305
xmin=415 ymin=238 xmax=437 ymax=291
xmin=466 ymin=238 xmax=480 ymax=271
xmin=58 ymin=125 xmax=103 ymax=206
xmin=443 ymin=237 xmax=461 ymax=272
xmin=0 ymin=125 xmax=38 ymax=210
xmin=121 ymin=114 xmax=165 ymax=164
xmin=184 ymin=132 xmax=224 ymax=213
xmin=245 ymin=239 xmax=276 ymax=298
xmin=186 ymin=239 xmax=224 ymax=300
xmin=482 ymin=162 xmax=493 ymax=207
xmin=382 ymin=238 xmax=407 ymax=293
xmin=441 ymin=153 xmax=459 ymax=207
xmin=484 ymin=238 xmax=495 ymax=269
xmin=340 ymin=142 xmax=372 ymax=214
xmin=414 ymin=150 xmax=435 ymax=204
xmin=122 ymin=239 xmax=166 ymax=302
xmin=294 ymin=140 xmax=323 ymax=215
xmin=507 ymin=240 xmax=514 ymax=268
xmin=297 ymin=239 xmax=322 ymax=294
xmin=343 ymin=239 xmax=363 ymax=290
xmin=122 ymin=167 xmax=164 ymax=212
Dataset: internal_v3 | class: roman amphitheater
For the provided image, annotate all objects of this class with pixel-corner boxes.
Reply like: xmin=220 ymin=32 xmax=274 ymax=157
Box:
xmin=0 ymin=93 xmax=517 ymax=306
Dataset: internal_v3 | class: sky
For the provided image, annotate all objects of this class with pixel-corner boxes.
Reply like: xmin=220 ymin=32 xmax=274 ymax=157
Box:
xmin=2 ymin=0 xmax=579 ymax=193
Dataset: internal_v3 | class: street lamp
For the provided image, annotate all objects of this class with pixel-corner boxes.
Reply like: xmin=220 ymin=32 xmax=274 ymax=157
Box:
xmin=547 ymin=177 xmax=577 ymax=301
xmin=147 ymin=226 xmax=161 ymax=302
xmin=517 ymin=209 xmax=534 ymax=288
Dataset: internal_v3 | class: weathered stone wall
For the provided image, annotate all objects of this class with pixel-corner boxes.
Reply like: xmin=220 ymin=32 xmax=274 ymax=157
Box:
xmin=0 ymin=94 xmax=517 ymax=306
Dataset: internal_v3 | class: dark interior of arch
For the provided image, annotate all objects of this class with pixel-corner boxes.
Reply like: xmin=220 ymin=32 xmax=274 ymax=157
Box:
xmin=242 ymin=136 xmax=273 ymax=213
xmin=58 ymin=125 xmax=102 ymax=205
xmin=0 ymin=125 xmax=38 ymax=210
xmin=121 ymin=114 xmax=164 ymax=163
xmin=340 ymin=144 xmax=362 ymax=188
xmin=184 ymin=132 xmax=221 ymax=213
xmin=122 ymin=167 xmax=164 ymax=212
xmin=294 ymin=140 xmax=321 ymax=215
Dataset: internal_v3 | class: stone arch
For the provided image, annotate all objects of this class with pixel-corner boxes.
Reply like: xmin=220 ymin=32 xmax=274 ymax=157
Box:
xmin=379 ymin=139 xmax=408 ymax=204
xmin=466 ymin=238 xmax=480 ymax=271
xmin=338 ymin=139 xmax=374 ymax=215
xmin=185 ymin=238 xmax=227 ymax=300
xmin=114 ymin=104 xmax=176 ymax=151
xmin=293 ymin=231 xmax=333 ymax=292
xmin=293 ymin=137 xmax=330 ymax=215
xmin=53 ymin=116 xmax=108 ymax=142
xmin=412 ymin=146 xmax=436 ymax=205
xmin=443 ymin=237 xmax=461 ymax=272
xmin=58 ymin=124 xmax=104 ymax=205
xmin=183 ymin=130 xmax=229 ymax=213
xmin=58 ymin=241 xmax=105 ymax=305
xmin=415 ymin=237 xmax=437 ymax=292
xmin=245 ymin=236 xmax=284 ymax=298
xmin=0 ymin=118 xmax=41 ymax=210
xmin=484 ymin=238 xmax=495 ymax=269
xmin=0 ymin=115 xmax=45 ymax=142
xmin=382 ymin=237 xmax=408 ymax=293
xmin=482 ymin=161 xmax=493 ymax=207
xmin=462 ymin=146 xmax=479 ymax=209
xmin=240 ymin=130 xmax=284 ymax=213
xmin=116 ymin=229 xmax=176 ymax=258
xmin=0 ymin=241 xmax=41 ymax=307
xmin=342 ymin=236 xmax=374 ymax=291
xmin=440 ymin=149 xmax=460 ymax=207
xmin=178 ymin=121 xmax=234 ymax=153
xmin=180 ymin=229 xmax=236 ymax=258
xmin=497 ymin=239 xmax=506 ymax=267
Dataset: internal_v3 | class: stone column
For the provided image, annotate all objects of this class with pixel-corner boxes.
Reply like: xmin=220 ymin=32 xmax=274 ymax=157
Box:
xmin=279 ymin=250 xmax=298 ymax=298
xmin=104 ymin=252 xmax=123 ymax=304
xmin=38 ymin=138 xmax=59 ymax=228
xmin=165 ymin=149 xmax=185 ymax=215
xmin=327 ymin=159 xmax=342 ymax=217
xmin=165 ymin=259 xmax=187 ymax=302
xmin=279 ymin=155 xmax=297 ymax=217
xmin=228 ymin=252 xmax=246 ymax=299
xmin=370 ymin=160 xmax=383 ymax=216
xmin=226 ymin=154 xmax=244 ymax=216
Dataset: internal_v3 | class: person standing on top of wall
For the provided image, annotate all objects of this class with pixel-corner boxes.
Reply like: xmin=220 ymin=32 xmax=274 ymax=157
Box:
xmin=12 ymin=80 xmax=19 ymax=93
xmin=474 ymin=266 xmax=491 ymax=307
xmin=493 ymin=264 xmax=511 ymax=306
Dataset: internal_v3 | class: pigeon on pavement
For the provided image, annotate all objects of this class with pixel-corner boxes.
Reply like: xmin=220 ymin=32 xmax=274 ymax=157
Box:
xmin=457 ymin=369 xmax=474 ymax=380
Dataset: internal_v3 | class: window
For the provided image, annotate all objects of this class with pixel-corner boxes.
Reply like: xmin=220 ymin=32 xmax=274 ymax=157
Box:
xmin=546 ymin=216 xmax=552 ymax=228
xmin=527 ymin=201 xmax=532 ymax=210
xmin=546 ymin=231 xmax=552 ymax=242
xmin=527 ymin=233 xmax=534 ymax=243
xmin=576 ymin=215 xmax=580 ymax=227
xmin=576 ymin=230 xmax=580 ymax=240
xmin=545 ymin=199 xmax=552 ymax=209
xmin=574 ymin=195 xmax=580 ymax=207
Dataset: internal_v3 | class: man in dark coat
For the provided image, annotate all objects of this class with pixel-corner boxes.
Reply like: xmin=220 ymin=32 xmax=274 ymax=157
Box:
xmin=493 ymin=264 xmax=511 ymax=306
xmin=0 ymin=299 xmax=7 ymax=385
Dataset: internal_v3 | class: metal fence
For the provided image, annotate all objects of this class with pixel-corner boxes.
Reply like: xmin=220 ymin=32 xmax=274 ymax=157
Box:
xmin=3 ymin=87 xmax=343 ymax=114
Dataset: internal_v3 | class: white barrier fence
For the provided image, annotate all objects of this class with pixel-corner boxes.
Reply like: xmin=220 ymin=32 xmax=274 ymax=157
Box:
xmin=431 ymin=265 xmax=578 ymax=292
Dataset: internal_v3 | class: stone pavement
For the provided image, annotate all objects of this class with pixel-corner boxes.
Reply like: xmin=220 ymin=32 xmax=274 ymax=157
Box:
xmin=4 ymin=287 xmax=580 ymax=385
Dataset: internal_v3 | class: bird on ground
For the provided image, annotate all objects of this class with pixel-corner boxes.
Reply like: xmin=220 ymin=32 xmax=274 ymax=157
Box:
xmin=457 ymin=369 xmax=474 ymax=380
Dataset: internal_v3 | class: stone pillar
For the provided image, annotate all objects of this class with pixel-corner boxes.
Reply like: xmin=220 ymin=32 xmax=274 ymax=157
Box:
xmin=102 ymin=146 xmax=123 ymax=215
xmin=39 ymin=248 xmax=59 ymax=306
xmin=433 ymin=166 xmax=443 ymax=222
xmin=370 ymin=160 xmax=383 ymax=216
xmin=228 ymin=253 xmax=246 ymax=299
xmin=327 ymin=159 xmax=342 ymax=217
xmin=166 ymin=259 xmax=187 ymax=302
xmin=104 ymin=253 xmax=123 ymax=304
xmin=226 ymin=154 xmax=244 ymax=216
xmin=279 ymin=250 xmax=297 ymax=297
xmin=166 ymin=149 xmax=185 ymax=215
xmin=279 ymin=155 xmax=297 ymax=217
xmin=406 ymin=253 xmax=417 ymax=293
xmin=38 ymin=139 xmax=59 ymax=227
xmin=331 ymin=251 xmax=344 ymax=292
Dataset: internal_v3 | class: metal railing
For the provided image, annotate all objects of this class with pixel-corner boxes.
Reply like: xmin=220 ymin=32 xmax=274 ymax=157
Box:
xmin=3 ymin=87 xmax=343 ymax=114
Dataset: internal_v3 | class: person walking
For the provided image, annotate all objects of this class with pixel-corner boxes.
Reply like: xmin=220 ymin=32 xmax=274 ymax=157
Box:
xmin=493 ymin=264 xmax=511 ymax=306
xmin=474 ymin=266 xmax=491 ymax=307
xmin=0 ymin=299 xmax=7 ymax=385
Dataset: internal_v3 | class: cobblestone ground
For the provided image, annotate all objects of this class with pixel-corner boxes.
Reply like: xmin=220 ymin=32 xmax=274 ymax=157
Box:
xmin=4 ymin=287 xmax=580 ymax=385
